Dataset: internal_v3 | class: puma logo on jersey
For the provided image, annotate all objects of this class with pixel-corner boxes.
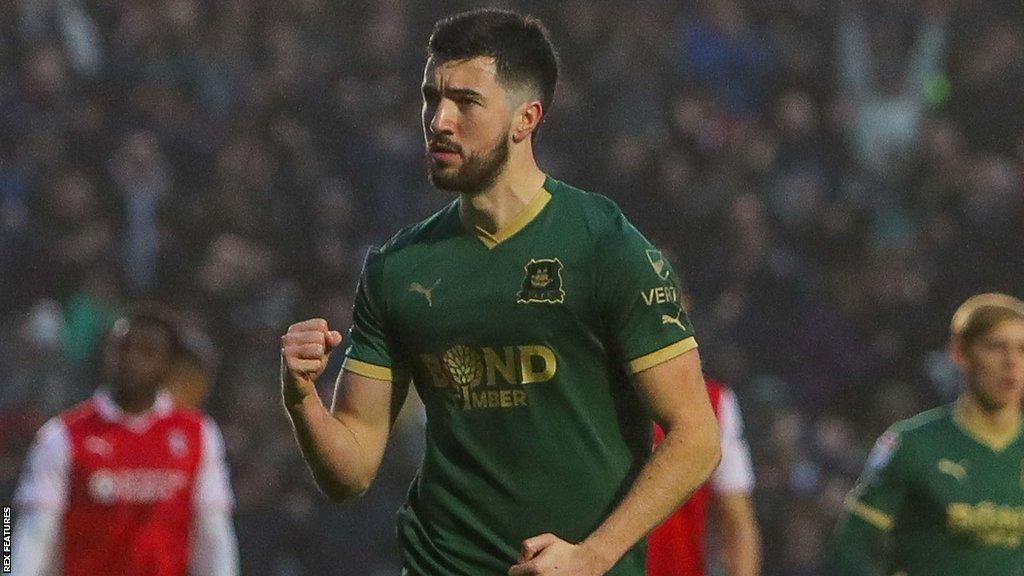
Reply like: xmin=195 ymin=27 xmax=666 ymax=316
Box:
xmin=938 ymin=459 xmax=968 ymax=481
xmin=409 ymin=279 xmax=441 ymax=307
xmin=661 ymin=311 xmax=687 ymax=331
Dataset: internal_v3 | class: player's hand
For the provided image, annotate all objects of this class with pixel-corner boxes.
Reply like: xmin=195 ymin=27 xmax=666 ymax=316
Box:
xmin=508 ymin=533 xmax=612 ymax=576
xmin=280 ymin=318 xmax=343 ymax=406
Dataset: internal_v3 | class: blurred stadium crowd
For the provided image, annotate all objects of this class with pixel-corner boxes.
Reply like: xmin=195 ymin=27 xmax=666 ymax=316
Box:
xmin=2 ymin=1 xmax=1023 ymax=574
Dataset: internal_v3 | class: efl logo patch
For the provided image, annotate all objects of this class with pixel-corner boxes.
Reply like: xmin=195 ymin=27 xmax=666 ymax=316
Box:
xmin=646 ymin=249 xmax=670 ymax=280
xmin=865 ymin=431 xmax=899 ymax=480
xmin=517 ymin=258 xmax=565 ymax=304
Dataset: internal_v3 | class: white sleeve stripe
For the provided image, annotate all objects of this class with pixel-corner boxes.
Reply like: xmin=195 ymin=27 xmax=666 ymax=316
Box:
xmin=189 ymin=510 xmax=240 ymax=575
xmin=713 ymin=480 xmax=755 ymax=495
xmin=14 ymin=418 xmax=70 ymax=510
xmin=11 ymin=508 xmax=62 ymax=576
xmin=711 ymin=388 xmax=756 ymax=494
xmin=194 ymin=416 xmax=235 ymax=510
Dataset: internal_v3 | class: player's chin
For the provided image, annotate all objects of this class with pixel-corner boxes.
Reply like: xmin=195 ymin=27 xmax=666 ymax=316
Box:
xmin=979 ymin=385 xmax=1021 ymax=408
xmin=427 ymin=167 xmax=463 ymax=192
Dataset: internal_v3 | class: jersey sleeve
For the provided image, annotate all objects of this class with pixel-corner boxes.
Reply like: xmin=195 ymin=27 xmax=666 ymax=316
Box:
xmin=11 ymin=508 xmax=62 ymax=576
xmin=844 ymin=427 xmax=910 ymax=532
xmin=711 ymin=388 xmax=755 ymax=495
xmin=595 ymin=212 xmax=697 ymax=374
xmin=194 ymin=416 xmax=235 ymax=510
xmin=189 ymin=508 xmax=240 ymax=576
xmin=14 ymin=418 xmax=70 ymax=511
xmin=343 ymin=247 xmax=398 ymax=381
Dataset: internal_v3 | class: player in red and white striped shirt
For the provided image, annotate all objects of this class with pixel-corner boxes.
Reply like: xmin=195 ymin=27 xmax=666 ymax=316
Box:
xmin=649 ymin=378 xmax=761 ymax=576
xmin=12 ymin=306 xmax=238 ymax=576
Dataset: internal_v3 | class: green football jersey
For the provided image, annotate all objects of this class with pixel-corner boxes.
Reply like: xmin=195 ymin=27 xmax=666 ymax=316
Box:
xmin=846 ymin=403 xmax=1024 ymax=576
xmin=342 ymin=176 xmax=697 ymax=575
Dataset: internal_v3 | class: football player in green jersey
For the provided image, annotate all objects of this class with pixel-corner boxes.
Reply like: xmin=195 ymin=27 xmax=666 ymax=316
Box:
xmin=831 ymin=293 xmax=1024 ymax=576
xmin=279 ymin=8 xmax=722 ymax=576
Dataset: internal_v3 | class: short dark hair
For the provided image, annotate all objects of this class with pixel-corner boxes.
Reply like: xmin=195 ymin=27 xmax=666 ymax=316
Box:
xmin=110 ymin=302 xmax=186 ymax=356
xmin=428 ymin=9 xmax=559 ymax=115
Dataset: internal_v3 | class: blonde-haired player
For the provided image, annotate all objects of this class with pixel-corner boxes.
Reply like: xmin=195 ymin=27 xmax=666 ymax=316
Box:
xmin=831 ymin=293 xmax=1024 ymax=575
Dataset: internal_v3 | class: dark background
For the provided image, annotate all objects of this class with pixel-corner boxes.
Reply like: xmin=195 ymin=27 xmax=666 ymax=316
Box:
xmin=2 ymin=1 xmax=1023 ymax=574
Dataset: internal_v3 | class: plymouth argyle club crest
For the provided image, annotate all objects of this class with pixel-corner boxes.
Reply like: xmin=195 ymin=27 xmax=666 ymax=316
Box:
xmin=517 ymin=258 xmax=565 ymax=304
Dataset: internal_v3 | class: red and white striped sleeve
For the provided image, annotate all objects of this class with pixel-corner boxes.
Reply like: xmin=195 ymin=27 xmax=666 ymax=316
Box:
xmin=12 ymin=417 xmax=70 ymax=576
xmin=711 ymin=388 xmax=755 ymax=495
xmin=14 ymin=417 xmax=70 ymax=510
xmin=193 ymin=416 xmax=235 ymax=510
xmin=190 ymin=415 xmax=240 ymax=576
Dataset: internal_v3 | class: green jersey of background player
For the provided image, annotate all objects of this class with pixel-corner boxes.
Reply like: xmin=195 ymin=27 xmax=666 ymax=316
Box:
xmin=831 ymin=293 xmax=1024 ymax=576
xmin=279 ymin=9 xmax=721 ymax=576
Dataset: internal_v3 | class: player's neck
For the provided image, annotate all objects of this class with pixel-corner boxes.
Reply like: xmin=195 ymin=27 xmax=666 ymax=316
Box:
xmin=956 ymin=394 xmax=1023 ymax=444
xmin=112 ymin=388 xmax=158 ymax=415
xmin=459 ymin=152 xmax=546 ymax=235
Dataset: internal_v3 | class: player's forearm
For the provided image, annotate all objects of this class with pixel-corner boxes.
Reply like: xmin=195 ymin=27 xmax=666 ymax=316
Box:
xmin=581 ymin=422 xmax=721 ymax=570
xmin=285 ymin=393 xmax=373 ymax=500
xmin=189 ymin=510 xmax=240 ymax=576
xmin=721 ymin=505 xmax=761 ymax=576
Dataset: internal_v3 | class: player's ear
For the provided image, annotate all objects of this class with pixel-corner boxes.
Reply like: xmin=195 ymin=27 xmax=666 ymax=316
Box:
xmin=948 ymin=336 xmax=966 ymax=366
xmin=512 ymin=99 xmax=543 ymax=144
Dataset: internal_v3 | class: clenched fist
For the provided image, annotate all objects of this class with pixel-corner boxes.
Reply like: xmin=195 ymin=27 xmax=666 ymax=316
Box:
xmin=280 ymin=319 xmax=343 ymax=406
xmin=508 ymin=533 xmax=612 ymax=576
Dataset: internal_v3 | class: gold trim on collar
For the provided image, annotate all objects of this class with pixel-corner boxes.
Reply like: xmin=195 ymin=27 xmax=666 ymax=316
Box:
xmin=473 ymin=187 xmax=552 ymax=249
xmin=952 ymin=400 xmax=1023 ymax=452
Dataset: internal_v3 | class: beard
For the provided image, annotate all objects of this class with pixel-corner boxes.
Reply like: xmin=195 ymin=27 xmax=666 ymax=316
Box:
xmin=964 ymin=371 xmax=1017 ymax=412
xmin=427 ymin=130 xmax=510 ymax=195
